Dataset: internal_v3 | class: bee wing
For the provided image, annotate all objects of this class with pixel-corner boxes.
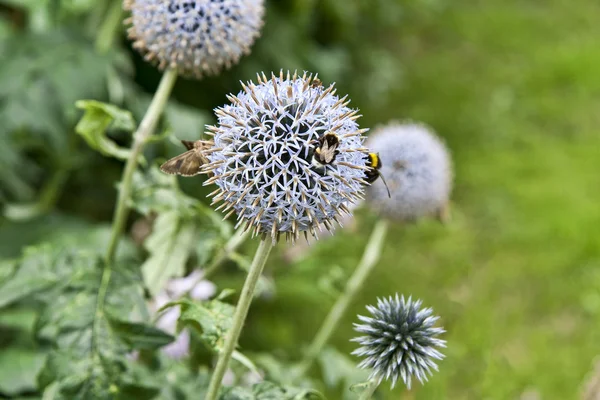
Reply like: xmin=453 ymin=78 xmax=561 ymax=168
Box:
xmin=160 ymin=150 xmax=205 ymax=176
xmin=322 ymin=140 xmax=340 ymax=164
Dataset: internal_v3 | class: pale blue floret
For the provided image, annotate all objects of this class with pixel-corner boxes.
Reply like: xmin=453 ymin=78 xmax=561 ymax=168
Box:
xmin=352 ymin=294 xmax=446 ymax=389
xmin=125 ymin=0 xmax=264 ymax=78
xmin=366 ymin=122 xmax=452 ymax=221
xmin=204 ymin=71 xmax=369 ymax=242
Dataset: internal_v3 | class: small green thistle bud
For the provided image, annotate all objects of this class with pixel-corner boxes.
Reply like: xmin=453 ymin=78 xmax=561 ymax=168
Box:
xmin=351 ymin=294 xmax=446 ymax=389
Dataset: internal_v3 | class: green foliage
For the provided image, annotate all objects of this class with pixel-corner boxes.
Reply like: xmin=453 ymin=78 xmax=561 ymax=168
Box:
xmin=174 ymin=298 xmax=235 ymax=353
xmin=2 ymin=0 xmax=600 ymax=399
xmin=129 ymin=166 xmax=231 ymax=294
xmin=221 ymin=381 xmax=324 ymax=400
xmin=75 ymin=100 xmax=136 ymax=161
xmin=0 ymin=29 xmax=124 ymax=202
xmin=0 ymin=244 xmax=172 ymax=399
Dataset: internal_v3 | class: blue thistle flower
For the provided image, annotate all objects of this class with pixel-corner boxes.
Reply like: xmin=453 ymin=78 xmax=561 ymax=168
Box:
xmin=124 ymin=0 xmax=265 ymax=78
xmin=203 ymin=71 xmax=370 ymax=242
xmin=351 ymin=294 xmax=446 ymax=389
xmin=365 ymin=122 xmax=453 ymax=221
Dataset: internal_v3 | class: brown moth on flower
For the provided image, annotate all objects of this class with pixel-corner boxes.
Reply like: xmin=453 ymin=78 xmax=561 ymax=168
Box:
xmin=201 ymin=71 xmax=371 ymax=243
xmin=160 ymin=139 xmax=218 ymax=177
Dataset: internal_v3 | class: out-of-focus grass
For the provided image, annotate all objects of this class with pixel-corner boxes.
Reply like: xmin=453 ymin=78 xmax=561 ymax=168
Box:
xmin=245 ymin=0 xmax=600 ymax=398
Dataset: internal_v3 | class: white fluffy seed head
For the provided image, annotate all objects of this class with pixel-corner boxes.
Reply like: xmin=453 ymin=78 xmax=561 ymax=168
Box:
xmin=351 ymin=294 xmax=446 ymax=390
xmin=124 ymin=0 xmax=265 ymax=79
xmin=203 ymin=71 xmax=370 ymax=243
xmin=365 ymin=122 xmax=452 ymax=221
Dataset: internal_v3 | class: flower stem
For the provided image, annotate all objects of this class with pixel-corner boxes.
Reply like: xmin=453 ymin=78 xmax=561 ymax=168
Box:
xmin=93 ymin=69 xmax=177 ymax=358
xmin=95 ymin=0 xmax=124 ymax=53
xmin=296 ymin=219 xmax=389 ymax=377
xmin=104 ymin=68 xmax=178 ymax=266
xmin=205 ymin=239 xmax=274 ymax=400
xmin=358 ymin=379 xmax=380 ymax=400
xmin=203 ymin=228 xmax=250 ymax=280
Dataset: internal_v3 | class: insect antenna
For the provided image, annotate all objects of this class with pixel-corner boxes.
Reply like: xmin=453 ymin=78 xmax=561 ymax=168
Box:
xmin=378 ymin=172 xmax=392 ymax=198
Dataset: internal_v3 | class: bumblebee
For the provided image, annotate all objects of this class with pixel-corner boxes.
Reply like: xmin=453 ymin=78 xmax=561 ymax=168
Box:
xmin=310 ymin=77 xmax=323 ymax=88
xmin=310 ymin=132 xmax=340 ymax=174
xmin=365 ymin=152 xmax=391 ymax=197
xmin=160 ymin=139 xmax=213 ymax=177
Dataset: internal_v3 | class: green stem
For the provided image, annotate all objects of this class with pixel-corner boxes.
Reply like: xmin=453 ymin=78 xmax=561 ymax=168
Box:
xmin=358 ymin=379 xmax=380 ymax=400
xmin=205 ymin=239 xmax=274 ymax=400
xmin=95 ymin=0 xmax=124 ymax=53
xmin=104 ymin=68 xmax=178 ymax=266
xmin=93 ymin=69 xmax=177 ymax=359
xmin=296 ymin=219 xmax=389 ymax=377
xmin=202 ymin=228 xmax=250 ymax=281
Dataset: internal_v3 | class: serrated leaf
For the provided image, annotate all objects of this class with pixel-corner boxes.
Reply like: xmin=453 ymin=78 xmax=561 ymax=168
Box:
xmin=141 ymin=211 xmax=197 ymax=295
xmin=175 ymin=298 xmax=234 ymax=353
xmin=107 ymin=314 xmax=174 ymax=350
xmin=1 ymin=243 xmax=165 ymax=399
xmin=75 ymin=100 xmax=136 ymax=161
xmin=0 ymin=244 xmax=97 ymax=309
xmin=221 ymin=381 xmax=324 ymax=400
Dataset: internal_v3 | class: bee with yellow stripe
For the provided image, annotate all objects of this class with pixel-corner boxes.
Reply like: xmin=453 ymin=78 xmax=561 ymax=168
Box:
xmin=310 ymin=132 xmax=340 ymax=174
xmin=365 ymin=152 xmax=391 ymax=198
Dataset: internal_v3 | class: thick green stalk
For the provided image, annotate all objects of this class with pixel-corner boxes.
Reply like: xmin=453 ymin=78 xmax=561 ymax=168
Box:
xmin=205 ymin=239 xmax=274 ymax=400
xmin=104 ymin=68 xmax=178 ymax=265
xmin=93 ymin=69 xmax=177 ymax=359
xmin=358 ymin=380 xmax=380 ymax=400
xmin=296 ymin=219 xmax=389 ymax=377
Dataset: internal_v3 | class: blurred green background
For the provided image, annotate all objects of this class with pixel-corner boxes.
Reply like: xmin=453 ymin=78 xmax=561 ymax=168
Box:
xmin=1 ymin=0 xmax=600 ymax=399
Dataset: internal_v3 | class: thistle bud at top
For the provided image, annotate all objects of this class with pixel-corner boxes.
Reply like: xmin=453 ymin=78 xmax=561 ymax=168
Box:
xmin=351 ymin=294 xmax=446 ymax=389
xmin=124 ymin=0 xmax=265 ymax=79
xmin=365 ymin=122 xmax=453 ymax=222
xmin=203 ymin=71 xmax=370 ymax=243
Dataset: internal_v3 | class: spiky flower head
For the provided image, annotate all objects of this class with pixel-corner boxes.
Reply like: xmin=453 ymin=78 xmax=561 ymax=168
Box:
xmin=124 ymin=0 xmax=265 ymax=79
xmin=352 ymin=294 xmax=446 ymax=389
xmin=366 ymin=122 xmax=452 ymax=221
xmin=203 ymin=71 xmax=370 ymax=242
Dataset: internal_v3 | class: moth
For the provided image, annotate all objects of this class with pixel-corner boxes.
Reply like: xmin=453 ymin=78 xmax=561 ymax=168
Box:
xmin=160 ymin=140 xmax=213 ymax=177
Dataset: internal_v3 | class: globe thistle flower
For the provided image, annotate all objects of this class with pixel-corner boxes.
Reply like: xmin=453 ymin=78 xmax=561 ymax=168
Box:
xmin=351 ymin=294 xmax=446 ymax=389
xmin=365 ymin=122 xmax=452 ymax=222
xmin=124 ymin=0 xmax=265 ymax=78
xmin=203 ymin=71 xmax=370 ymax=242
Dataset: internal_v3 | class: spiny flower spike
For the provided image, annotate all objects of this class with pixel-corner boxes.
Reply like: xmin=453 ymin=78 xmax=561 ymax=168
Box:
xmin=123 ymin=0 xmax=265 ymax=79
xmin=203 ymin=71 xmax=370 ymax=243
xmin=365 ymin=121 xmax=453 ymax=222
xmin=351 ymin=294 xmax=446 ymax=390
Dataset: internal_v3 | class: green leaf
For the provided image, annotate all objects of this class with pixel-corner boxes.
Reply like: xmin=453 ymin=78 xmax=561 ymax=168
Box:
xmin=0 ymin=30 xmax=124 ymax=201
xmin=317 ymin=347 xmax=369 ymax=400
xmin=75 ymin=100 xmax=136 ymax=161
xmin=0 ymin=347 xmax=46 ymax=396
xmin=1 ymin=243 xmax=164 ymax=399
xmin=0 ymin=244 xmax=97 ymax=309
xmin=140 ymin=211 xmax=197 ymax=295
xmin=107 ymin=314 xmax=174 ymax=350
xmin=221 ymin=381 xmax=325 ymax=400
xmin=175 ymin=298 xmax=235 ymax=353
